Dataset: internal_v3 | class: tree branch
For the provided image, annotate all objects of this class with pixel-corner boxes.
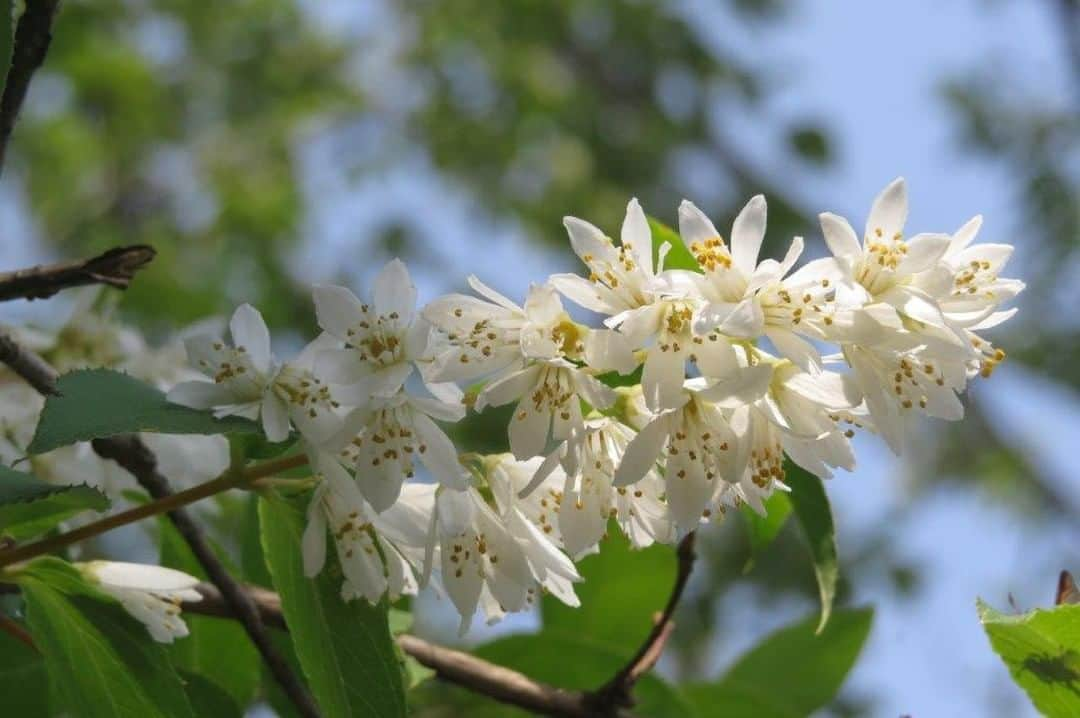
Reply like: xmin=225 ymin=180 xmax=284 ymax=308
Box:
xmin=584 ymin=532 xmax=697 ymax=715
xmin=0 ymin=332 xmax=59 ymax=394
xmin=0 ymin=245 xmax=157 ymax=302
xmin=0 ymin=0 xmax=62 ymax=173
xmin=91 ymin=435 xmax=321 ymax=718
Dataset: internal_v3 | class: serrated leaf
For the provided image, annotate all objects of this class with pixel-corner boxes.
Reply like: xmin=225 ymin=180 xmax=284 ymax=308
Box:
xmin=648 ymin=216 xmax=701 ymax=272
xmin=0 ymin=465 xmax=110 ymax=539
xmin=20 ymin=574 xmax=195 ymax=718
xmin=28 ymin=369 xmax=259 ymax=454
xmin=259 ymin=493 xmax=406 ymax=718
xmin=683 ymin=608 xmax=873 ymax=718
xmin=0 ymin=627 xmax=50 ymax=717
xmin=741 ymin=491 xmax=792 ymax=572
xmin=158 ymin=517 xmax=260 ymax=709
xmin=543 ymin=524 xmax=675 ymax=654
xmin=786 ymin=464 xmax=838 ymax=632
xmin=979 ymin=600 xmax=1080 ymax=716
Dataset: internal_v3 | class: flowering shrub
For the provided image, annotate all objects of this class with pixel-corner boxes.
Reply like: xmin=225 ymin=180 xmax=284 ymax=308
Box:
xmin=0 ymin=179 xmax=1032 ymax=716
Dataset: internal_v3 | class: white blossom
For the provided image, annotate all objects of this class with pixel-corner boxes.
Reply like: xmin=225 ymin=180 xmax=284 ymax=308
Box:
xmin=168 ymin=304 xmax=342 ymax=444
xmin=79 ymin=561 xmax=201 ymax=643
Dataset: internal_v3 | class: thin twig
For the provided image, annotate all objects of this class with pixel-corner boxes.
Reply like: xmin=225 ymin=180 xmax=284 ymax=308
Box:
xmin=0 ymin=332 xmax=59 ymax=394
xmin=0 ymin=245 xmax=157 ymax=302
xmin=0 ymin=611 xmax=37 ymax=652
xmin=584 ymin=532 xmax=697 ymax=715
xmin=92 ymin=435 xmax=321 ymax=718
xmin=0 ymin=0 xmax=62 ymax=173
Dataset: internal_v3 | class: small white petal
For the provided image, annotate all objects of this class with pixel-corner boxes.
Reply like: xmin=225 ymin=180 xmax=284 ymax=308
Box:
xmin=622 ymin=198 xmax=654 ymax=275
xmin=261 ymin=394 xmax=292 ymax=442
xmin=818 ymin=212 xmax=861 ymax=259
xmin=730 ymin=194 xmax=767 ymax=277
xmin=866 ymin=177 xmax=908 ymax=243
xmin=313 ymin=285 xmax=365 ymax=339
xmin=373 ymin=259 xmax=417 ymax=326
xmin=613 ymin=415 xmax=669 ymax=487
xmin=896 ymin=233 xmax=950 ymax=275
xmin=230 ymin=304 xmax=272 ymax=375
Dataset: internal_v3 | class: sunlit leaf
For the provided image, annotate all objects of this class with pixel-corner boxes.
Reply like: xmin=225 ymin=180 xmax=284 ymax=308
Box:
xmin=28 ymin=369 xmax=258 ymax=454
xmin=683 ymin=607 xmax=873 ymax=718
xmin=786 ymin=464 xmax=838 ymax=632
xmin=259 ymin=493 xmax=406 ymax=718
xmin=979 ymin=600 xmax=1080 ymax=717
xmin=649 ymin=217 xmax=701 ymax=272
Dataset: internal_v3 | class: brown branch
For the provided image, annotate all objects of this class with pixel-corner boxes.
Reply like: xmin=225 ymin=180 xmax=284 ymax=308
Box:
xmin=584 ymin=532 xmax=697 ymax=715
xmin=91 ymin=435 xmax=321 ymax=718
xmin=0 ymin=332 xmax=59 ymax=394
xmin=0 ymin=611 xmax=37 ymax=652
xmin=0 ymin=0 xmax=62 ymax=173
xmin=0 ymin=246 xmax=157 ymax=302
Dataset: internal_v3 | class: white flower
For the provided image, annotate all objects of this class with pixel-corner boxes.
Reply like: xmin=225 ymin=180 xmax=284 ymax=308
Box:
xmin=302 ymin=458 xmax=430 ymax=603
xmin=552 ymin=198 xmax=732 ymax=411
xmin=818 ymin=178 xmax=961 ymax=341
xmin=614 ymin=364 xmax=774 ymax=531
xmin=78 ymin=561 xmax=201 ymax=643
xmin=167 ymin=304 xmax=341 ymax=444
xmin=312 ymin=259 xmax=432 ymax=405
xmin=476 ymin=359 xmax=615 ymax=460
xmin=498 ymin=419 xmax=674 ymax=558
xmin=328 ymin=389 xmax=468 ymax=512
xmin=681 ymin=197 xmax=855 ymax=373
xmin=424 ymin=486 xmax=580 ymax=634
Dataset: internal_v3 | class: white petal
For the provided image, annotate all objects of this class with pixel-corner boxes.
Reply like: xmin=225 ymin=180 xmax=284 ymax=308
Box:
xmin=613 ymin=416 xmax=669 ymax=487
xmin=866 ymin=177 xmax=908 ymax=243
xmin=693 ymin=335 xmax=738 ymax=379
xmin=413 ymin=413 xmax=469 ymax=490
xmin=622 ymin=198 xmax=653 ymax=275
xmin=784 ymin=369 xmax=859 ymax=409
xmin=583 ymin=329 xmax=637 ymax=374
xmin=641 ymin=344 xmax=686 ymax=412
xmin=373 ymin=259 xmax=417 ymax=326
xmin=166 ymin=381 xmax=234 ymax=410
xmin=230 ymin=304 xmax=272 ymax=375
xmin=717 ymin=297 xmax=764 ymax=339
xmin=896 ymin=233 xmax=950 ymax=275
xmin=261 ymin=394 xmax=292 ymax=442
xmin=508 ymin=398 xmax=552 ymax=460
xmin=302 ymin=493 xmax=328 ymax=577
xmin=765 ymin=328 xmax=821 ymax=374
xmin=730 ymin=194 xmax=767 ymax=277
xmin=467 ymin=275 xmax=521 ymax=313
xmin=549 ymin=273 xmax=618 ymax=315
xmin=476 ymin=365 xmax=540 ymax=410
xmin=678 ymin=200 xmax=722 ymax=246
xmin=573 ymin=372 xmax=616 ymax=411
xmin=86 ymin=561 xmax=199 ymax=592
xmin=947 ymin=214 xmax=982 ymax=254
xmin=313 ymin=285 xmax=365 ymax=339
xmin=314 ymin=347 xmax=370 ymax=385
xmin=818 ymin=212 xmax=861 ymax=259
xmin=696 ymin=364 xmax=773 ymax=408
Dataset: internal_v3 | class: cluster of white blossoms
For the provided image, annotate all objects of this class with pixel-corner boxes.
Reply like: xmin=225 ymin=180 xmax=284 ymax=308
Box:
xmin=168 ymin=178 xmax=1022 ymax=633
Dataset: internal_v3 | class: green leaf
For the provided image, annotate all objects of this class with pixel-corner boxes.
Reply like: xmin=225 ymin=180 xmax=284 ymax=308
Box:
xmin=0 ymin=625 xmax=50 ymax=717
xmin=683 ymin=608 xmax=873 ymax=718
xmin=648 ymin=216 xmax=701 ymax=272
xmin=474 ymin=632 xmax=696 ymax=718
xmin=0 ymin=465 xmax=110 ymax=539
xmin=259 ymin=493 xmax=406 ymax=718
xmin=28 ymin=369 xmax=259 ymax=454
xmin=978 ymin=600 xmax=1080 ymax=716
xmin=158 ymin=517 xmax=260 ymax=709
xmin=741 ymin=491 xmax=792 ymax=572
xmin=180 ymin=670 xmax=242 ymax=718
xmin=786 ymin=464 xmax=838 ymax=632
xmin=543 ymin=525 xmax=676 ymax=654
xmin=20 ymin=574 xmax=195 ymax=718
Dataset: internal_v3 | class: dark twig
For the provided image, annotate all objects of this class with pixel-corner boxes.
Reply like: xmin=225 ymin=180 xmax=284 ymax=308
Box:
xmin=0 ymin=332 xmax=58 ymax=394
xmin=0 ymin=0 xmax=62 ymax=173
xmin=0 ymin=611 xmax=37 ymax=652
xmin=91 ymin=435 xmax=321 ymax=718
xmin=0 ymin=245 xmax=157 ymax=302
xmin=584 ymin=532 xmax=697 ymax=715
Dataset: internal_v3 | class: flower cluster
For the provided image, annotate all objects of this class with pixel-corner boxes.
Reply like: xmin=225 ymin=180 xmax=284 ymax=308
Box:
xmin=169 ymin=178 xmax=1022 ymax=633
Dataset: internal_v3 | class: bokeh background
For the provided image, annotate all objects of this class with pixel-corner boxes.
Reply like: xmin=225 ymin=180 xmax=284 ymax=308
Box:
xmin=0 ymin=1 xmax=1077 ymax=715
